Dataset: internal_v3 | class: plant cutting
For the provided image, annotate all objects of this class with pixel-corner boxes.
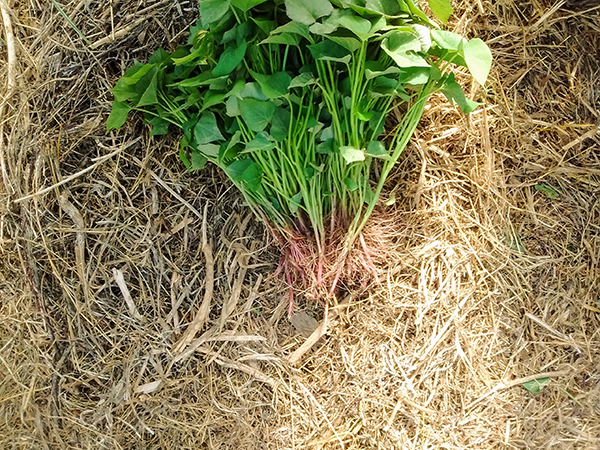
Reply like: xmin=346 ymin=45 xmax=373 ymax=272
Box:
xmin=107 ymin=0 xmax=492 ymax=303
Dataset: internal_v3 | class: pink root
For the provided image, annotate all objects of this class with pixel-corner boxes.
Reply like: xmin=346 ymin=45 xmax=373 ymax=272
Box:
xmin=284 ymin=259 xmax=294 ymax=317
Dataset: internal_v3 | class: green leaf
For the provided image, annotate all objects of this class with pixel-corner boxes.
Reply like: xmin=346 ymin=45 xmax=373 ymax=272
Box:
xmin=253 ymin=18 xmax=277 ymax=35
xmin=399 ymin=67 xmax=431 ymax=85
xmin=320 ymin=125 xmax=334 ymax=141
xmin=523 ymin=378 xmax=550 ymax=394
xmin=289 ymin=191 xmax=303 ymax=214
xmin=366 ymin=141 xmax=392 ymax=160
xmin=200 ymin=0 xmax=231 ymax=27
xmin=381 ymin=31 xmax=429 ymax=68
xmin=226 ymin=159 xmax=263 ymax=192
xmin=340 ymin=145 xmax=365 ymax=164
xmin=360 ymin=0 xmax=402 ymax=16
xmin=137 ymin=71 xmax=159 ymax=107
xmin=441 ymin=74 xmax=480 ymax=114
xmin=188 ymin=20 xmax=204 ymax=46
xmin=196 ymin=143 xmax=220 ymax=158
xmin=284 ymin=0 xmax=334 ymax=25
xmin=182 ymin=114 xmax=199 ymax=141
xmin=431 ymin=30 xmax=467 ymax=51
xmin=180 ymin=137 xmax=191 ymax=170
xmin=239 ymin=82 xmax=268 ymax=101
xmin=428 ymin=0 xmax=453 ymax=24
xmin=411 ymin=24 xmax=432 ymax=52
xmin=365 ymin=61 xmax=401 ymax=80
xmin=316 ymin=139 xmax=334 ymax=155
xmin=172 ymin=72 xmax=225 ymax=88
xmin=121 ymin=63 xmax=155 ymax=85
xmin=271 ymin=107 xmax=291 ymax=142
xmin=239 ymin=98 xmax=276 ymax=132
xmin=344 ymin=178 xmax=359 ymax=191
xmin=262 ymin=33 xmax=301 ymax=46
xmin=226 ymin=96 xmax=240 ymax=117
xmin=249 ymin=70 xmax=292 ymax=99
xmin=338 ymin=14 xmax=373 ymax=40
xmin=289 ymin=72 xmax=316 ymax=88
xmin=270 ymin=21 xmax=311 ymax=39
xmin=463 ymin=38 xmax=492 ymax=85
xmin=309 ymin=21 xmax=338 ymax=36
xmin=231 ymin=0 xmax=267 ymax=12
xmin=106 ymin=101 xmax=131 ymax=132
xmin=364 ymin=186 xmax=376 ymax=205
xmin=504 ymin=229 xmax=526 ymax=253
xmin=148 ymin=116 xmax=169 ymax=136
xmin=111 ymin=79 xmax=138 ymax=102
xmin=326 ymin=36 xmax=362 ymax=52
xmin=191 ymin=150 xmax=208 ymax=171
xmin=308 ymin=40 xmax=352 ymax=64
xmin=222 ymin=22 xmax=243 ymax=45
xmin=202 ymin=90 xmax=227 ymax=110
xmin=535 ymin=184 xmax=561 ymax=199
xmin=195 ymin=112 xmax=225 ymax=144
xmin=220 ymin=131 xmax=242 ymax=164
xmin=245 ymin=131 xmax=275 ymax=153
xmin=149 ymin=48 xmax=170 ymax=65
xmin=213 ymin=40 xmax=247 ymax=77
xmin=369 ymin=111 xmax=385 ymax=137
xmin=357 ymin=110 xmax=373 ymax=121
xmin=400 ymin=0 xmax=434 ymax=25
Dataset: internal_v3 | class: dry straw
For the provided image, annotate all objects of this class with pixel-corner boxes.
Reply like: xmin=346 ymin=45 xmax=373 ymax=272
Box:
xmin=1 ymin=0 xmax=599 ymax=448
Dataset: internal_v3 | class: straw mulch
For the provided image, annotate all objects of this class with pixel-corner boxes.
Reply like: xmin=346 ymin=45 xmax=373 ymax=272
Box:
xmin=1 ymin=0 xmax=598 ymax=448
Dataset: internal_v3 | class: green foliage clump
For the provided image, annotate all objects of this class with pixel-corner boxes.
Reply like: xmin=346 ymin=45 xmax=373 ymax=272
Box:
xmin=108 ymin=0 xmax=492 ymax=295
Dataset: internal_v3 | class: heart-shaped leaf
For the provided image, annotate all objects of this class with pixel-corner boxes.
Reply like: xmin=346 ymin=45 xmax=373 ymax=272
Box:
xmin=213 ymin=40 xmax=247 ymax=77
xmin=441 ymin=74 xmax=480 ymax=113
xmin=226 ymin=159 xmax=263 ymax=192
xmin=106 ymin=101 xmax=131 ymax=131
xmin=366 ymin=141 xmax=392 ymax=160
xmin=249 ymin=70 xmax=292 ymax=99
xmin=463 ymin=38 xmax=492 ymax=86
xmin=239 ymin=98 xmax=276 ymax=132
xmin=195 ymin=112 xmax=225 ymax=144
xmin=245 ymin=131 xmax=275 ymax=152
xmin=200 ymin=0 xmax=232 ymax=27
xmin=284 ymin=0 xmax=334 ymax=25
xmin=231 ymin=0 xmax=267 ymax=12
xmin=381 ymin=31 xmax=429 ymax=68
xmin=427 ymin=0 xmax=453 ymax=24
xmin=340 ymin=145 xmax=365 ymax=164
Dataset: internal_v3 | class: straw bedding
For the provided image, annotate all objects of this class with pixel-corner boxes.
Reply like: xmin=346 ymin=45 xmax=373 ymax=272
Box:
xmin=0 ymin=0 xmax=598 ymax=448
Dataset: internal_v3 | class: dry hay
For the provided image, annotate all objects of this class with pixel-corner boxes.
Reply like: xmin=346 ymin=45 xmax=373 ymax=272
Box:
xmin=0 ymin=0 xmax=599 ymax=449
